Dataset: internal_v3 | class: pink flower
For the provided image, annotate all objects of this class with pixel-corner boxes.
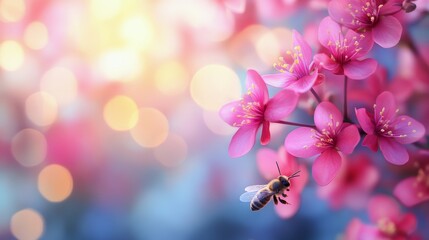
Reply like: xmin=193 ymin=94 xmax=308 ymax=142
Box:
xmin=220 ymin=69 xmax=299 ymax=158
xmin=394 ymin=163 xmax=429 ymax=206
xmin=315 ymin=17 xmax=378 ymax=80
xmin=284 ymin=101 xmax=360 ymax=186
xmin=263 ymin=30 xmax=322 ymax=93
xmin=328 ymin=0 xmax=403 ymax=48
xmin=256 ymin=146 xmax=308 ymax=218
xmin=318 ymin=154 xmax=379 ymax=210
xmin=344 ymin=195 xmax=419 ymax=240
xmin=355 ymin=91 xmax=426 ymax=165
xmin=348 ymin=66 xmax=414 ymax=106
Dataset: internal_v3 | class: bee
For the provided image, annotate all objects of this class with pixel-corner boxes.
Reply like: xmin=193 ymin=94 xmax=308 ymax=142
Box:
xmin=240 ymin=162 xmax=301 ymax=211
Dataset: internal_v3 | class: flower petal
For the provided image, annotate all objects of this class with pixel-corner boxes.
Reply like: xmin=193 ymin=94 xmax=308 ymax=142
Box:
xmin=327 ymin=2 xmax=355 ymax=29
xmin=228 ymin=125 xmax=259 ymax=158
xmin=318 ymin=17 xmax=342 ymax=49
xmin=393 ymin=115 xmax=426 ymax=144
xmin=278 ymin=146 xmax=298 ymax=176
xmin=398 ymin=213 xmax=417 ymax=235
xmin=394 ymin=177 xmax=429 ymax=207
xmin=246 ymin=69 xmax=269 ymax=104
xmin=264 ymin=90 xmax=298 ymax=121
xmin=345 ymin=30 xmax=374 ymax=58
xmin=285 ymin=127 xmax=322 ymax=158
xmin=379 ymin=137 xmax=409 ymax=165
xmin=375 ymin=91 xmax=397 ymax=121
xmin=260 ymin=121 xmax=270 ymax=145
xmin=344 ymin=219 xmax=364 ymax=240
xmin=379 ymin=0 xmax=403 ymax=15
xmin=355 ymin=108 xmax=375 ymax=134
xmin=274 ymin=191 xmax=300 ymax=219
xmin=292 ymin=30 xmax=312 ymax=66
xmin=362 ymin=134 xmax=379 ymax=152
xmin=368 ymin=195 xmax=400 ymax=223
xmin=312 ymin=149 xmax=342 ymax=186
xmin=314 ymin=53 xmax=341 ymax=72
xmin=314 ymin=101 xmax=343 ymax=132
xmin=336 ymin=124 xmax=360 ymax=154
xmin=372 ymin=16 xmax=402 ymax=48
xmin=256 ymin=148 xmax=280 ymax=180
xmin=343 ymin=58 xmax=378 ymax=80
xmin=262 ymin=72 xmax=297 ymax=88
xmin=287 ymin=71 xmax=318 ymax=93
xmin=219 ymin=100 xmax=241 ymax=126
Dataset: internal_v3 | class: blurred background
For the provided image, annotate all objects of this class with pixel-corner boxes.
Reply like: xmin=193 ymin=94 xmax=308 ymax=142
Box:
xmin=0 ymin=0 xmax=428 ymax=239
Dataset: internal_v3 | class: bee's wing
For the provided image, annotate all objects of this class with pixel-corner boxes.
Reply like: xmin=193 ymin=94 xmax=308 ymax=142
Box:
xmin=240 ymin=185 xmax=266 ymax=202
xmin=244 ymin=185 xmax=266 ymax=192
xmin=239 ymin=191 xmax=257 ymax=202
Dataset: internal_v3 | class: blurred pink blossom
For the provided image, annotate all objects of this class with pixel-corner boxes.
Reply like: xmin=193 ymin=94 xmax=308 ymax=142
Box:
xmin=355 ymin=91 xmax=426 ymax=165
xmin=318 ymin=154 xmax=379 ymax=210
xmin=220 ymin=70 xmax=299 ymax=157
xmin=256 ymin=146 xmax=308 ymax=218
xmin=394 ymin=163 xmax=429 ymax=206
xmin=344 ymin=195 xmax=419 ymax=240
xmin=285 ymin=102 xmax=360 ymax=186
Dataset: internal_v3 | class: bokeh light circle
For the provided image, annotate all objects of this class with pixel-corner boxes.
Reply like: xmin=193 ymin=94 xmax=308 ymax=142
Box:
xmin=190 ymin=64 xmax=241 ymax=111
xmin=154 ymin=133 xmax=188 ymax=167
xmin=0 ymin=40 xmax=24 ymax=71
xmin=98 ymin=49 xmax=142 ymax=82
xmin=24 ymin=22 xmax=49 ymax=50
xmin=38 ymin=164 xmax=73 ymax=202
xmin=25 ymin=91 xmax=58 ymax=126
xmin=154 ymin=61 xmax=189 ymax=95
xmin=10 ymin=208 xmax=44 ymax=240
xmin=130 ymin=108 xmax=169 ymax=148
xmin=0 ymin=0 xmax=25 ymax=22
xmin=40 ymin=67 xmax=78 ymax=105
xmin=103 ymin=95 xmax=139 ymax=131
xmin=11 ymin=128 xmax=47 ymax=167
xmin=203 ymin=110 xmax=236 ymax=136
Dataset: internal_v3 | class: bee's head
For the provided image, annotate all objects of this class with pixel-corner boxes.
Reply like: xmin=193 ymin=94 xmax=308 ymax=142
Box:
xmin=278 ymin=176 xmax=290 ymax=188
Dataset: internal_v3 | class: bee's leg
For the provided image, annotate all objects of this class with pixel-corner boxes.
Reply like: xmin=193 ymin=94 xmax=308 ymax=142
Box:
xmin=282 ymin=193 xmax=287 ymax=198
xmin=278 ymin=198 xmax=287 ymax=204
xmin=273 ymin=195 xmax=278 ymax=205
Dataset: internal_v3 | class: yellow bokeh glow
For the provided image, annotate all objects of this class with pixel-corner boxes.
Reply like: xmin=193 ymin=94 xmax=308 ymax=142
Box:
xmin=40 ymin=67 xmax=78 ymax=105
xmin=98 ymin=49 xmax=142 ymax=81
xmin=130 ymin=108 xmax=169 ymax=148
xmin=103 ymin=95 xmax=139 ymax=131
xmin=0 ymin=40 xmax=24 ymax=71
xmin=190 ymin=64 xmax=241 ymax=111
xmin=0 ymin=0 xmax=25 ymax=22
xmin=11 ymin=128 xmax=47 ymax=167
xmin=121 ymin=15 xmax=153 ymax=50
xmin=154 ymin=61 xmax=189 ymax=95
xmin=154 ymin=133 xmax=188 ymax=167
xmin=25 ymin=91 xmax=58 ymax=127
xmin=256 ymin=28 xmax=293 ymax=66
xmin=38 ymin=164 xmax=74 ymax=202
xmin=10 ymin=208 xmax=44 ymax=240
xmin=24 ymin=21 xmax=49 ymax=50
xmin=90 ymin=0 xmax=122 ymax=20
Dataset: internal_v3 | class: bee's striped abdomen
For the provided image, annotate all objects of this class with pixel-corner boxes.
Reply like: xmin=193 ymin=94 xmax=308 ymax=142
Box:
xmin=250 ymin=189 xmax=272 ymax=211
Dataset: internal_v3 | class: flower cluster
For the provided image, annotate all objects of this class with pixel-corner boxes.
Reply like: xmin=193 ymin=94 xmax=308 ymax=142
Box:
xmin=220 ymin=0 xmax=428 ymax=235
